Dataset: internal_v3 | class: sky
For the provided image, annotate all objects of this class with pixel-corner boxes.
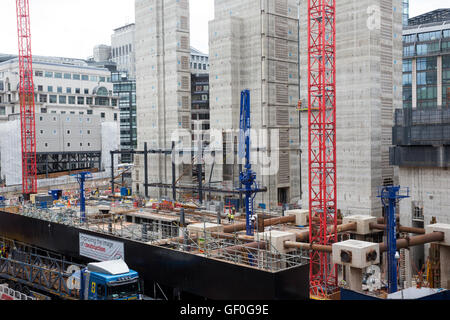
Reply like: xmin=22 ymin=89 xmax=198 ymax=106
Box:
xmin=0 ymin=0 xmax=447 ymax=59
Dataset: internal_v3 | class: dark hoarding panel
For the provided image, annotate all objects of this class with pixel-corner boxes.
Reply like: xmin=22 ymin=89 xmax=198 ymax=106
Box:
xmin=0 ymin=211 xmax=310 ymax=300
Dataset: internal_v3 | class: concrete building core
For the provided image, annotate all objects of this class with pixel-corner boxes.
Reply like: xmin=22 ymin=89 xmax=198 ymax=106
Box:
xmin=298 ymin=0 xmax=403 ymax=217
xmin=209 ymin=0 xmax=301 ymax=209
xmin=134 ymin=0 xmax=192 ymax=198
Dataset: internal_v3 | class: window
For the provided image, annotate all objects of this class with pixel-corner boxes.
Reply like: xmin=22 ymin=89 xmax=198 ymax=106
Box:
xmin=82 ymin=75 xmax=89 ymax=81
xmin=39 ymin=94 xmax=47 ymax=103
xmin=38 ymin=85 xmax=43 ymax=92
xmin=418 ymin=31 xmax=441 ymax=42
xmin=95 ymin=97 xmax=109 ymax=106
xmin=87 ymin=130 xmax=91 ymax=134
xmin=57 ymin=87 xmax=63 ymax=93
xmin=41 ymin=108 xmax=47 ymax=113
xmin=86 ymin=97 xmax=93 ymax=105
xmin=111 ymin=99 xmax=117 ymax=107
xmin=66 ymin=88 xmax=72 ymax=94
xmin=99 ymin=77 xmax=106 ymax=82
xmin=75 ymin=88 xmax=80 ymax=94
xmin=61 ymin=111 xmax=66 ymax=114
xmin=48 ymin=86 xmax=53 ymax=92
xmin=417 ymin=57 xmax=437 ymax=71
xmin=67 ymin=143 xmax=71 ymax=147
xmin=403 ymin=45 xmax=415 ymax=57
xmin=67 ymin=130 xmax=71 ymax=135
xmin=45 ymin=71 xmax=53 ymax=78
xmin=35 ymin=71 xmax=43 ymax=77
xmin=77 ymin=97 xmax=84 ymax=105
xmin=90 ymin=76 xmax=98 ymax=82
xmin=54 ymin=73 xmax=62 ymax=79
xmin=84 ymin=89 xmax=89 ymax=94
xmin=64 ymin=73 xmax=71 ymax=79
xmin=49 ymin=95 xmax=57 ymax=103
xmin=73 ymin=74 xmax=81 ymax=80
xmin=68 ymin=96 xmax=75 ymax=104
xmin=87 ymin=110 xmax=93 ymax=115
xmin=194 ymin=63 xmax=197 ymax=69
xmin=0 ymin=107 xmax=5 ymax=115
xmin=445 ymin=29 xmax=450 ymax=38
xmin=114 ymin=113 xmax=118 ymax=121
xmin=59 ymin=95 xmax=66 ymax=104
xmin=101 ymin=112 xmax=105 ymax=118
xmin=403 ymin=74 xmax=412 ymax=85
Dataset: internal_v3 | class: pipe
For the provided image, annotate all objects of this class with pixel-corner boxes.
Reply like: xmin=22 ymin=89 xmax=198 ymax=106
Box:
xmin=295 ymin=222 xmax=357 ymax=242
xmin=379 ymin=232 xmax=444 ymax=253
xmin=370 ymin=223 xmax=425 ymax=235
xmin=222 ymin=215 xmax=296 ymax=233
xmin=288 ymin=232 xmax=446 ymax=254
xmin=284 ymin=241 xmax=332 ymax=253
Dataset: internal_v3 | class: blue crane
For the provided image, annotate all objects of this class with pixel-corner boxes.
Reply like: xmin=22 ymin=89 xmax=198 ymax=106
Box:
xmin=72 ymin=172 xmax=93 ymax=223
xmin=377 ymin=186 xmax=409 ymax=294
xmin=238 ymin=90 xmax=264 ymax=236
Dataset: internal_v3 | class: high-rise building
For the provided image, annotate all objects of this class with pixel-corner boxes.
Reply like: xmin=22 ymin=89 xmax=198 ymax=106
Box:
xmin=134 ymin=0 xmax=192 ymax=198
xmin=391 ymin=10 xmax=450 ymax=280
xmin=209 ymin=0 xmax=300 ymax=209
xmin=298 ymin=0 xmax=403 ymax=217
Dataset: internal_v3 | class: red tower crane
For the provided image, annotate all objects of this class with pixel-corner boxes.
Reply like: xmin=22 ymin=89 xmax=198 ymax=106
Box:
xmin=307 ymin=0 xmax=338 ymax=297
xmin=15 ymin=0 xmax=37 ymax=198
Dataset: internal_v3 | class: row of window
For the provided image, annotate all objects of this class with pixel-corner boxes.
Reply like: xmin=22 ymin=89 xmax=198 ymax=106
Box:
xmin=191 ymin=55 xmax=208 ymax=63
xmin=37 ymin=85 xmax=95 ymax=95
xmin=112 ymin=44 xmax=132 ymax=58
xmin=404 ymin=42 xmax=444 ymax=56
xmin=43 ymin=142 xmax=93 ymax=148
xmin=36 ymin=94 xmax=117 ymax=107
xmin=34 ymin=71 xmax=110 ymax=82
xmin=403 ymin=29 xmax=450 ymax=43
xmin=191 ymin=62 xmax=208 ymax=71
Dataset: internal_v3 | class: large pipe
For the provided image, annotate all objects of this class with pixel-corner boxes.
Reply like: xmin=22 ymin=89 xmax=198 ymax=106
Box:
xmin=222 ymin=216 xmax=296 ymax=233
xmin=284 ymin=241 xmax=332 ymax=253
xmin=295 ymin=222 xmax=357 ymax=242
xmin=370 ymin=223 xmax=425 ymax=235
xmin=379 ymin=232 xmax=444 ymax=253
xmin=286 ymin=232 xmax=446 ymax=253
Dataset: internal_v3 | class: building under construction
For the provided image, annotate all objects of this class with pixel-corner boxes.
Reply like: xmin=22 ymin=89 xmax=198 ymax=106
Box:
xmin=2 ymin=0 xmax=450 ymax=302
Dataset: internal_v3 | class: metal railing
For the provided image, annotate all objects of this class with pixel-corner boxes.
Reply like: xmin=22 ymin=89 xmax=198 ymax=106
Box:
xmin=0 ymin=284 xmax=35 ymax=300
xmin=12 ymin=207 xmax=309 ymax=273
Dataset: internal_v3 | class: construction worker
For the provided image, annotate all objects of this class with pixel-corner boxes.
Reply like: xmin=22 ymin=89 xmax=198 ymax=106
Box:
xmin=227 ymin=211 xmax=232 ymax=223
xmin=230 ymin=208 xmax=236 ymax=224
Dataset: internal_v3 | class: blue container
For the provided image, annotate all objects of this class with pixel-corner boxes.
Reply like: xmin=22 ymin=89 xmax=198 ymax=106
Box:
xmin=121 ymin=187 xmax=129 ymax=197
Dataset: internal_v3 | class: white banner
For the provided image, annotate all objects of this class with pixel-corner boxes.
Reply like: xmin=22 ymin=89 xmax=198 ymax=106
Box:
xmin=79 ymin=233 xmax=124 ymax=262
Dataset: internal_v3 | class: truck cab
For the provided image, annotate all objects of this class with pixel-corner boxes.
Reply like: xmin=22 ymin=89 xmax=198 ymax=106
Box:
xmin=80 ymin=259 xmax=142 ymax=300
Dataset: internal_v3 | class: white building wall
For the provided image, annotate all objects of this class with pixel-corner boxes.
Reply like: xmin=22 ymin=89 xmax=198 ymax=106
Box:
xmin=134 ymin=0 xmax=192 ymax=198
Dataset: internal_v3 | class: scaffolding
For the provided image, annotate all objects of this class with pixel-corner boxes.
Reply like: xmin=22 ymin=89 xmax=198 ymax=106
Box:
xmin=14 ymin=206 xmax=308 ymax=273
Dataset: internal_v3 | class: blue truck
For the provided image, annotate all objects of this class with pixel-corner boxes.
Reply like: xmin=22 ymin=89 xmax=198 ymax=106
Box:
xmin=78 ymin=259 xmax=142 ymax=300
xmin=0 ymin=240 xmax=143 ymax=300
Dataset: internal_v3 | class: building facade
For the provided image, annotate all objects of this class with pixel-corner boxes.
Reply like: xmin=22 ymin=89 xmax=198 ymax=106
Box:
xmin=297 ymin=0 xmax=403 ymax=217
xmin=112 ymin=71 xmax=137 ymax=163
xmin=0 ymin=55 xmax=120 ymax=185
xmin=111 ymin=23 xmax=136 ymax=79
xmin=392 ymin=9 xmax=450 ymax=280
xmin=0 ymin=55 xmax=119 ymax=123
xmin=190 ymin=47 xmax=209 ymax=74
xmin=134 ymin=0 xmax=192 ymax=198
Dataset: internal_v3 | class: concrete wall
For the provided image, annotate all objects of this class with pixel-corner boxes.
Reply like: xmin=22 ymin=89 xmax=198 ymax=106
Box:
xmin=134 ymin=0 xmax=192 ymax=198
xmin=298 ymin=0 xmax=402 ymax=217
xmin=209 ymin=0 xmax=301 ymax=209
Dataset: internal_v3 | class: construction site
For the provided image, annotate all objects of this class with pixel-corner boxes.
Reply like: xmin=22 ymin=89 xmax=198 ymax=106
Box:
xmin=1 ymin=0 xmax=450 ymax=302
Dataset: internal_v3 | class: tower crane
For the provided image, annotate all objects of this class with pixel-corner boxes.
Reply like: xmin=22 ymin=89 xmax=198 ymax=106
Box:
xmin=307 ymin=0 xmax=338 ymax=296
xmin=15 ymin=0 xmax=37 ymax=199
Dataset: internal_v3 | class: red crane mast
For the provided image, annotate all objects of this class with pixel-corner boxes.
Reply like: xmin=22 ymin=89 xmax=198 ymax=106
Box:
xmin=308 ymin=0 xmax=337 ymax=296
xmin=16 ymin=0 xmax=37 ymax=198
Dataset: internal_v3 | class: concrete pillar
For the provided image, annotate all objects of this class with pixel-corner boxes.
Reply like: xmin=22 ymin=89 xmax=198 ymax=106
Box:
xmin=437 ymin=56 xmax=443 ymax=108
xmin=440 ymin=245 xmax=450 ymax=289
xmin=349 ymin=267 xmax=363 ymax=293
xmin=412 ymin=58 xmax=417 ymax=109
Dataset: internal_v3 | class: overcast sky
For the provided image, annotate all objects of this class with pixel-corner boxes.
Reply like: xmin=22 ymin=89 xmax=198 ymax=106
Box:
xmin=0 ymin=0 xmax=447 ymax=59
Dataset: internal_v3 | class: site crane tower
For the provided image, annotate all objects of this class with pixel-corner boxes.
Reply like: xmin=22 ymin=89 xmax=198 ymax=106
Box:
xmin=15 ymin=0 xmax=37 ymax=198
xmin=307 ymin=0 xmax=338 ymax=296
